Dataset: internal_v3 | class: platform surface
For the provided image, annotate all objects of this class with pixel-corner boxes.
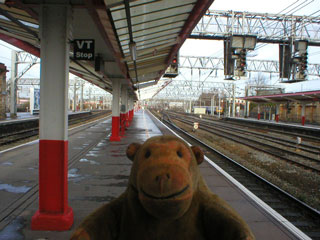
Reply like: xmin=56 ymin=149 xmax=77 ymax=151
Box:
xmin=226 ymin=116 xmax=320 ymax=130
xmin=0 ymin=110 xmax=303 ymax=239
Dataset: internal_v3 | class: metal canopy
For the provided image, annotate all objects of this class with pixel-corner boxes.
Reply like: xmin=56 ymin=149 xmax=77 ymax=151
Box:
xmin=0 ymin=0 xmax=213 ymax=99
xmin=242 ymin=90 xmax=320 ymax=103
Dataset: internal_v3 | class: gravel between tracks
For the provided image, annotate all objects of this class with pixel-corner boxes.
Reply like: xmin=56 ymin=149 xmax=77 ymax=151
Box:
xmin=171 ymin=118 xmax=320 ymax=211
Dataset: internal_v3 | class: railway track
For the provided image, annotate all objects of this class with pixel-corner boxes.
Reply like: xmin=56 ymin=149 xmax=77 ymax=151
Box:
xmin=166 ymin=111 xmax=320 ymax=173
xmin=155 ymin=112 xmax=320 ymax=240
xmin=0 ymin=110 xmax=111 ymax=146
xmin=0 ymin=116 xmax=110 ymax=231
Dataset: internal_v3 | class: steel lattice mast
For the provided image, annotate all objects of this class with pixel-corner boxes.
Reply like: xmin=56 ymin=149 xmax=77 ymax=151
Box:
xmin=179 ymin=55 xmax=320 ymax=76
xmin=191 ymin=10 xmax=320 ymax=45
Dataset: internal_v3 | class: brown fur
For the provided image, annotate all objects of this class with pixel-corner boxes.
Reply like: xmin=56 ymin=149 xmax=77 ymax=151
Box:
xmin=71 ymin=135 xmax=255 ymax=240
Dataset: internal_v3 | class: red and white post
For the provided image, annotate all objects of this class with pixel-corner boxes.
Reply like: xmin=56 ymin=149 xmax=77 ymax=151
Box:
xmin=128 ymin=97 xmax=134 ymax=122
xmin=120 ymin=84 xmax=129 ymax=137
xmin=121 ymin=84 xmax=129 ymax=130
xmin=110 ymin=79 xmax=121 ymax=141
xmin=301 ymin=103 xmax=306 ymax=126
xmin=245 ymin=100 xmax=250 ymax=118
xmin=257 ymin=104 xmax=261 ymax=120
xmin=31 ymin=4 xmax=73 ymax=230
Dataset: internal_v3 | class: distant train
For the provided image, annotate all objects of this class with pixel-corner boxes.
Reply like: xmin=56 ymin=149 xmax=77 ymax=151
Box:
xmin=193 ymin=106 xmax=223 ymax=115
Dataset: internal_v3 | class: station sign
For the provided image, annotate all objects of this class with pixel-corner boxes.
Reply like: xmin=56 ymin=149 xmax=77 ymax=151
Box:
xmin=73 ymin=39 xmax=95 ymax=60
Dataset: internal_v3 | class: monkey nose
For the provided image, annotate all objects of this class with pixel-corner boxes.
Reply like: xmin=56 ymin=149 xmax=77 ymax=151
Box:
xmin=155 ymin=173 xmax=170 ymax=182
xmin=155 ymin=173 xmax=171 ymax=193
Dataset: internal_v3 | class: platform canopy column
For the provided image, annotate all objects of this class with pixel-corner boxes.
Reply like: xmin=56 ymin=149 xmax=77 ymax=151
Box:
xmin=128 ymin=95 xmax=132 ymax=122
xmin=232 ymin=83 xmax=235 ymax=117
xmin=110 ymin=79 xmax=121 ymax=141
xmin=0 ymin=63 xmax=7 ymax=119
xmin=121 ymin=84 xmax=129 ymax=127
xmin=245 ymin=101 xmax=250 ymax=118
xmin=10 ymin=50 xmax=18 ymax=118
xmin=80 ymin=81 xmax=84 ymax=111
xmin=275 ymin=104 xmax=280 ymax=122
xmin=31 ymin=4 xmax=73 ymax=231
xmin=301 ymin=103 xmax=306 ymax=126
xmin=269 ymin=107 xmax=272 ymax=120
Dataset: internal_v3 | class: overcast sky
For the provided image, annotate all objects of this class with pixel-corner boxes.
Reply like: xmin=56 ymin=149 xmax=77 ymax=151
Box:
xmin=0 ymin=0 xmax=319 ymax=99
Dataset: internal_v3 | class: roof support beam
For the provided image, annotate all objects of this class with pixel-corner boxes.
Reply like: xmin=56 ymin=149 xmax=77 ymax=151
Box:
xmin=0 ymin=7 xmax=39 ymax=39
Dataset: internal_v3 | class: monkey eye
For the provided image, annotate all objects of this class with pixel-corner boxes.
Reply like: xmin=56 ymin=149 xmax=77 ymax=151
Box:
xmin=145 ymin=150 xmax=151 ymax=158
xmin=177 ymin=150 xmax=183 ymax=158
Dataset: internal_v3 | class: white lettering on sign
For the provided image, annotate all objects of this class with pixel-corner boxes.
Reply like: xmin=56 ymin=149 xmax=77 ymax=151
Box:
xmin=76 ymin=52 xmax=93 ymax=58
xmin=76 ymin=41 xmax=84 ymax=49
xmin=73 ymin=39 xmax=95 ymax=60
xmin=76 ymin=40 xmax=93 ymax=49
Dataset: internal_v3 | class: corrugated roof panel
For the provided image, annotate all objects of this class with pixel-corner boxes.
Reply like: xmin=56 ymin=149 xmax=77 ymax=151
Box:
xmin=122 ymin=38 xmax=176 ymax=52
xmin=0 ymin=5 xmax=37 ymax=24
xmin=116 ymin=14 xmax=188 ymax=36
xmin=114 ymin=11 xmax=189 ymax=30
xmin=109 ymin=0 xmax=199 ymax=84
xmin=112 ymin=4 xmax=194 ymax=27
xmin=0 ymin=18 xmax=38 ymax=33
xmin=118 ymin=21 xmax=185 ymax=39
xmin=120 ymin=29 xmax=180 ymax=44
xmin=111 ymin=0 xmax=195 ymax=20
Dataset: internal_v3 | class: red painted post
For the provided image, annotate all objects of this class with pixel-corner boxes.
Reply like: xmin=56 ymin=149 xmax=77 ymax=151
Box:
xmin=120 ymin=113 xmax=126 ymax=137
xmin=258 ymin=113 xmax=261 ymax=120
xmin=130 ymin=109 xmax=133 ymax=121
xmin=110 ymin=116 xmax=121 ymax=141
xmin=275 ymin=114 xmax=279 ymax=122
xmin=31 ymin=5 xmax=73 ymax=230
xmin=301 ymin=103 xmax=306 ymax=126
xmin=32 ymin=140 xmax=73 ymax=230
xmin=125 ymin=112 xmax=130 ymax=127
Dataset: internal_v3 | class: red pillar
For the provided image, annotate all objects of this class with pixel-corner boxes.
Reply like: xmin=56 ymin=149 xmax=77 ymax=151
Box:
xmin=120 ymin=84 xmax=128 ymax=133
xmin=129 ymin=109 xmax=133 ymax=121
xmin=110 ymin=116 xmax=121 ymax=141
xmin=110 ymin=78 xmax=121 ymax=142
xmin=32 ymin=140 xmax=73 ymax=230
xmin=275 ymin=104 xmax=280 ymax=123
xmin=301 ymin=103 xmax=306 ymax=126
xmin=125 ymin=112 xmax=129 ymax=127
xmin=31 ymin=4 xmax=73 ymax=230
xmin=120 ymin=113 xmax=126 ymax=137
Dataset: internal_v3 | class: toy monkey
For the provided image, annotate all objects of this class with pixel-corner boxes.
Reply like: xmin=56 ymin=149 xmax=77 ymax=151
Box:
xmin=71 ymin=135 xmax=254 ymax=240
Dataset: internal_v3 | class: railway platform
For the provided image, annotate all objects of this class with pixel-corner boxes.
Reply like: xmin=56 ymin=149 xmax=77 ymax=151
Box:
xmin=0 ymin=111 xmax=92 ymax=124
xmin=0 ymin=110 xmax=308 ymax=239
xmin=226 ymin=116 xmax=320 ymax=129
xmin=224 ymin=116 xmax=320 ymax=138
xmin=1 ymin=112 xmax=37 ymax=123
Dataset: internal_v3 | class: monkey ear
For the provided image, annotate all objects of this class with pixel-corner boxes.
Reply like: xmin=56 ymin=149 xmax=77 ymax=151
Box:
xmin=191 ymin=146 xmax=204 ymax=165
xmin=126 ymin=143 xmax=141 ymax=161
